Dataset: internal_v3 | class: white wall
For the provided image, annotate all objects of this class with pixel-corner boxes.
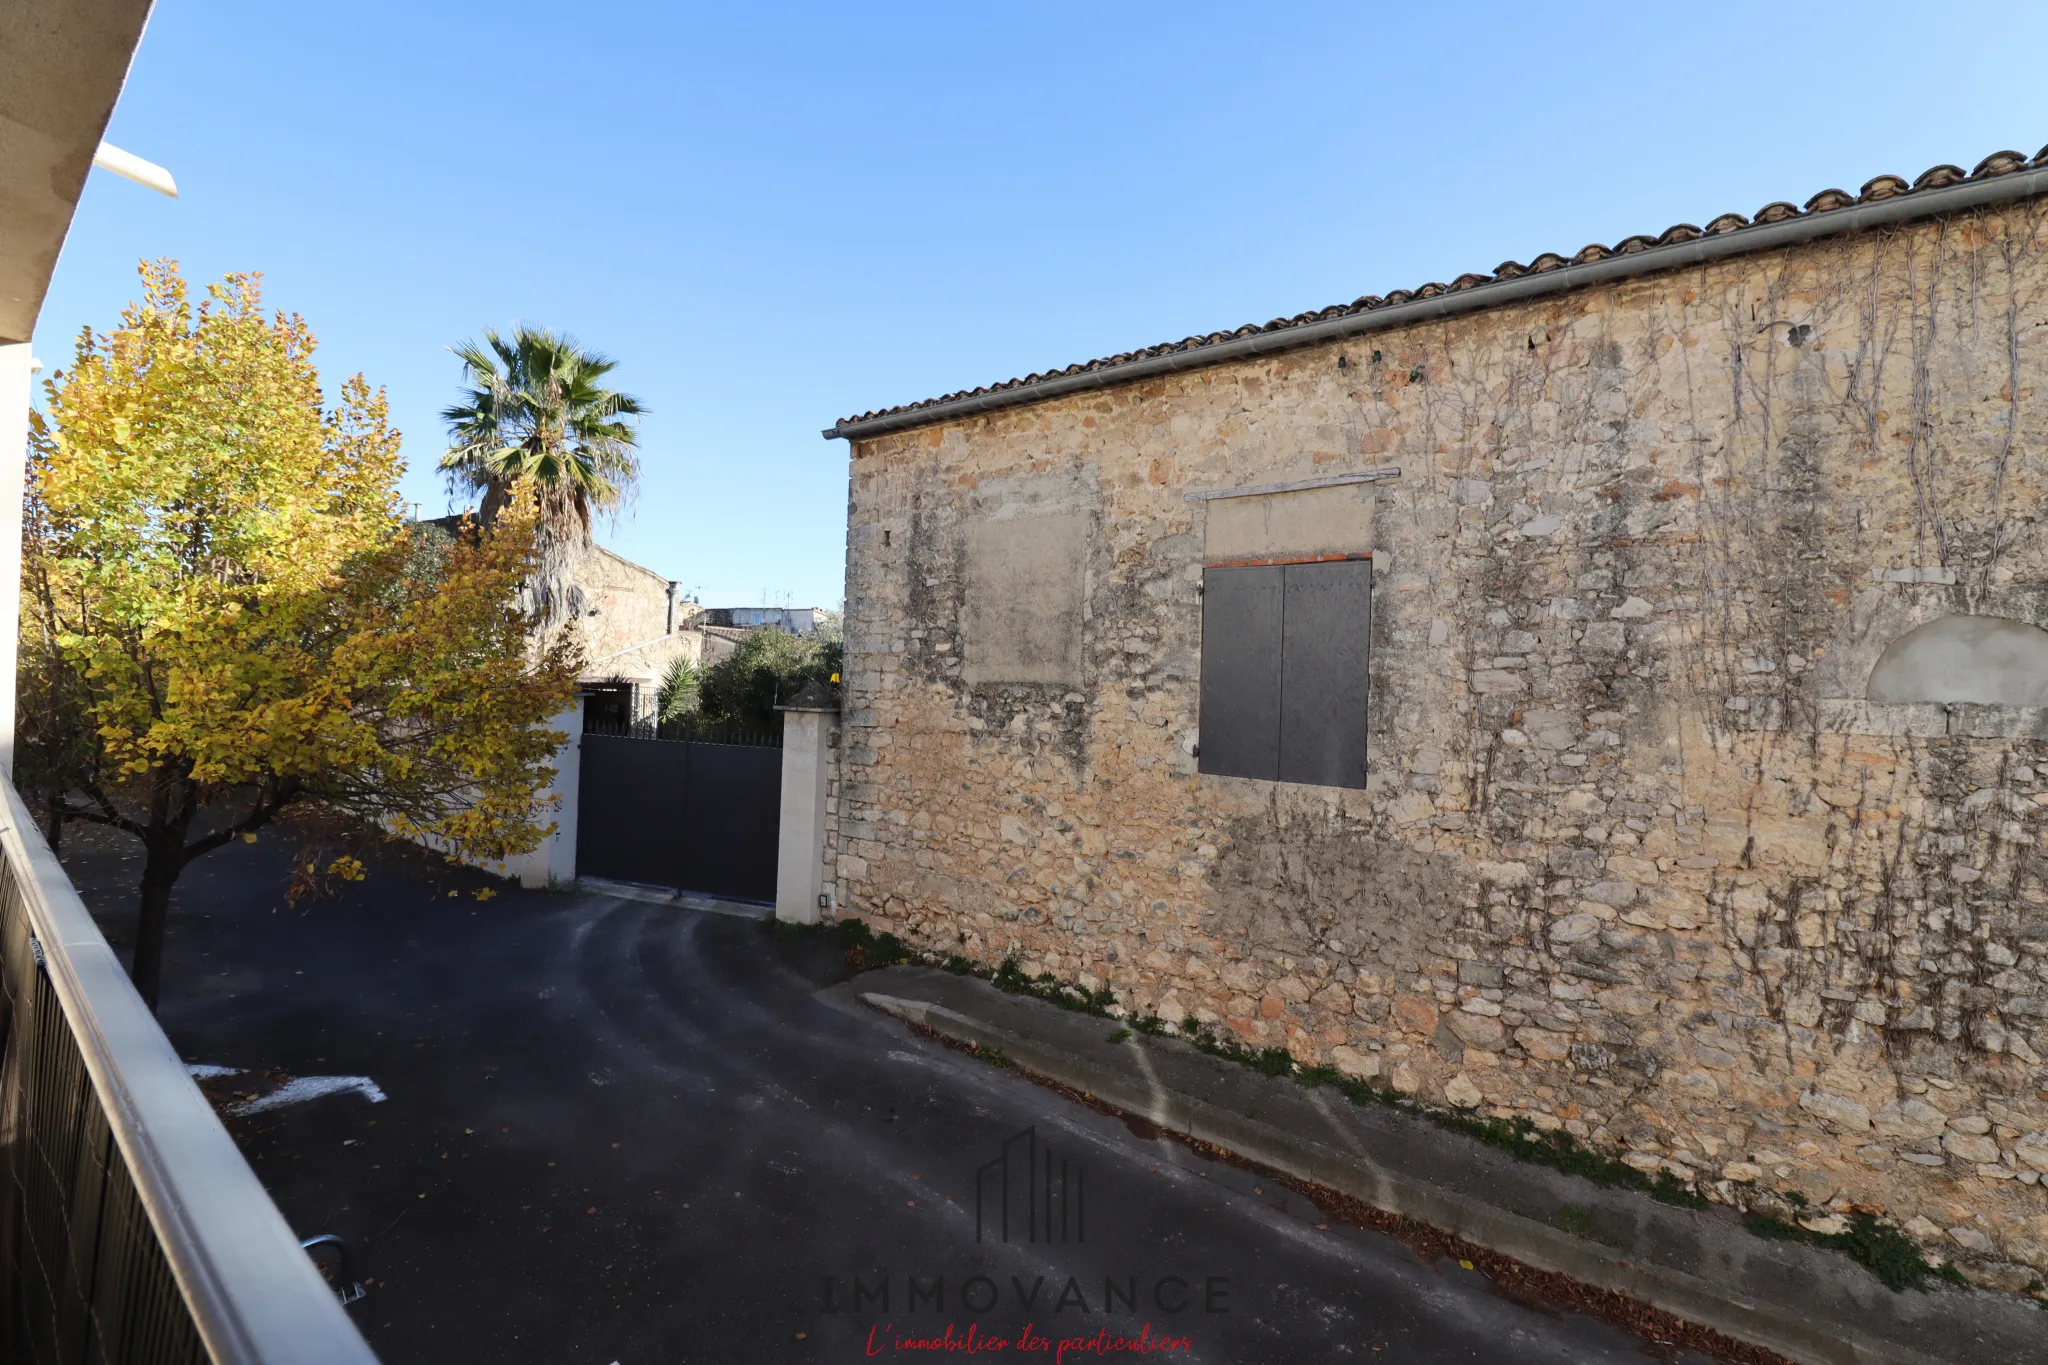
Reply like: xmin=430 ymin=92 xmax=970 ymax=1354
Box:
xmin=0 ymin=344 xmax=31 ymax=779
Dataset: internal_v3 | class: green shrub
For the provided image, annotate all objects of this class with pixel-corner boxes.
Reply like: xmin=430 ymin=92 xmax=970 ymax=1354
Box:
xmin=656 ymin=656 xmax=700 ymax=725
xmin=689 ymin=628 xmax=842 ymax=732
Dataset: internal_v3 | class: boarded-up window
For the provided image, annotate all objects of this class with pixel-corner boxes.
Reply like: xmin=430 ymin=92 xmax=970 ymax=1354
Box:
xmin=1198 ymin=559 xmax=1369 ymax=787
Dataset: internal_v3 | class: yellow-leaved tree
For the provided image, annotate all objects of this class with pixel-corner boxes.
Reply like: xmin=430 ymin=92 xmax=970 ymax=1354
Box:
xmin=19 ymin=262 xmax=581 ymax=1008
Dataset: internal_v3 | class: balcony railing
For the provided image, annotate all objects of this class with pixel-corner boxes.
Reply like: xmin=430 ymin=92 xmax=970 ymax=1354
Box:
xmin=0 ymin=780 xmax=378 ymax=1364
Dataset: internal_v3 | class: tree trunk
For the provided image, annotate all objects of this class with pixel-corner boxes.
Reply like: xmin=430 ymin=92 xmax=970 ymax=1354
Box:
xmin=527 ymin=515 xmax=584 ymax=636
xmin=130 ymin=842 xmax=181 ymax=1012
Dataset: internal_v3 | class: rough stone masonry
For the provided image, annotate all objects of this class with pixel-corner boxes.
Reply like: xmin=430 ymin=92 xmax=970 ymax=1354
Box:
xmin=828 ymin=177 xmax=2048 ymax=1294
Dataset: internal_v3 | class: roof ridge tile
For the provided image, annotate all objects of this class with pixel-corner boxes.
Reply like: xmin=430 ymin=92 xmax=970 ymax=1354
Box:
xmin=1912 ymin=164 xmax=1968 ymax=190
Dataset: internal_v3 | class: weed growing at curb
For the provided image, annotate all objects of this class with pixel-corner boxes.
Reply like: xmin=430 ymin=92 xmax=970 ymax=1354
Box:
xmin=1164 ymin=1015 xmax=1708 ymax=1207
xmin=1552 ymin=1205 xmax=1595 ymax=1238
xmin=993 ymin=955 xmax=1119 ymax=1014
xmin=1741 ymin=1211 xmax=1960 ymax=1293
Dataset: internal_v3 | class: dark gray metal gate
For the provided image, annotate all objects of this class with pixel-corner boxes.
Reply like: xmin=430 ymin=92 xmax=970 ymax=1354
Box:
xmin=576 ymin=724 xmax=783 ymax=904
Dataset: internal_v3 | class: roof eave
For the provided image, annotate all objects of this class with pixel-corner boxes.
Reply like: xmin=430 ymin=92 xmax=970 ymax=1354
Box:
xmin=823 ymin=166 xmax=2048 ymax=444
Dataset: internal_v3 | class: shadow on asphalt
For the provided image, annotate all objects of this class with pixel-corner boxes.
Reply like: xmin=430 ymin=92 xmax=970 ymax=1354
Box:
xmin=56 ymin=823 xmax=1721 ymax=1365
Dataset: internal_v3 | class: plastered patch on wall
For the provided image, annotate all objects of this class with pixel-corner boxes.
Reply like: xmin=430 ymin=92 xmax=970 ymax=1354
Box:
xmin=1813 ymin=585 xmax=2048 ymax=732
xmin=1867 ymin=615 xmax=2048 ymax=705
xmin=962 ymin=511 xmax=1090 ymax=684
xmin=1203 ymin=482 xmax=1375 ymax=563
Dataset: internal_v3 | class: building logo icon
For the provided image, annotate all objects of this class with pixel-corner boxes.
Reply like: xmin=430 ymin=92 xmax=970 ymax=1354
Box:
xmin=975 ymin=1126 xmax=1084 ymax=1244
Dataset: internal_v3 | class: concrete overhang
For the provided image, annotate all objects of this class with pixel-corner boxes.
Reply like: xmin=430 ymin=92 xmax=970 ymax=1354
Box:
xmin=0 ymin=0 xmax=156 ymax=344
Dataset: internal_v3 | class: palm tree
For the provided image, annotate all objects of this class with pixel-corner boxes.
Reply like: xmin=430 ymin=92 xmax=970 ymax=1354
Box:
xmin=440 ymin=326 xmax=645 ymax=629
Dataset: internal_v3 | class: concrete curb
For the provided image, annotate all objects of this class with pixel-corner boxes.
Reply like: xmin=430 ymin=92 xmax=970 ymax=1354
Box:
xmin=849 ymin=974 xmax=2044 ymax=1365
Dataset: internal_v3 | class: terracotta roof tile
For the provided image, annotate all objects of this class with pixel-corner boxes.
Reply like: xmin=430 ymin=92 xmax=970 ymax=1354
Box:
xmin=1976 ymin=150 xmax=2030 ymax=177
xmin=831 ymin=144 xmax=2048 ymax=431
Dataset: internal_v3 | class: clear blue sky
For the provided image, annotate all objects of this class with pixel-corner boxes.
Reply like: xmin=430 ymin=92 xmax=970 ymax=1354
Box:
xmin=35 ymin=1 xmax=2048 ymax=609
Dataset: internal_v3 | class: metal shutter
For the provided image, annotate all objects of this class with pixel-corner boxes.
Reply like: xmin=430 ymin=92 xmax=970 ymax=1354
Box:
xmin=1197 ymin=565 xmax=1284 ymax=780
xmin=1278 ymin=559 xmax=1370 ymax=788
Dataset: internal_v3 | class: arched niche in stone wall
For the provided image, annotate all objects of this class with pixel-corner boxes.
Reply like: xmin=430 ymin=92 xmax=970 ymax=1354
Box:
xmin=1865 ymin=614 xmax=2048 ymax=706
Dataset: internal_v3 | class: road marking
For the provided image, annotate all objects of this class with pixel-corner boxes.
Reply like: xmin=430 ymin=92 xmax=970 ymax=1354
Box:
xmin=231 ymin=1075 xmax=388 ymax=1115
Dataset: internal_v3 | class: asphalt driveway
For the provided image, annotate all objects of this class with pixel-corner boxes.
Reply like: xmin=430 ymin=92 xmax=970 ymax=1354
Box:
xmin=56 ymin=824 xmax=1722 ymax=1365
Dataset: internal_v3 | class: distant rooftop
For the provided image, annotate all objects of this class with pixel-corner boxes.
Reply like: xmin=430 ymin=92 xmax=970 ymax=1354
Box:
xmin=695 ymin=606 xmax=830 ymax=635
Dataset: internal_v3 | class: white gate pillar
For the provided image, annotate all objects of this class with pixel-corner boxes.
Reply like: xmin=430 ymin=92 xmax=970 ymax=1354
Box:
xmin=774 ymin=682 xmax=839 ymax=924
xmin=504 ymin=696 xmax=582 ymax=889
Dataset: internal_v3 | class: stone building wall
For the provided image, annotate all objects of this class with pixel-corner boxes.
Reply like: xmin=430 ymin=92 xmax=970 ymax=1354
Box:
xmin=821 ymin=717 xmax=845 ymax=916
xmin=575 ymin=542 xmax=677 ymax=658
xmin=573 ymin=542 xmax=694 ymax=717
xmin=833 ymin=200 xmax=2048 ymax=1289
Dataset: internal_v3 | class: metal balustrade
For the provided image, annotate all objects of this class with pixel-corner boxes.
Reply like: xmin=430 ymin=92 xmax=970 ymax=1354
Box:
xmin=0 ymin=781 xmax=377 ymax=1364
